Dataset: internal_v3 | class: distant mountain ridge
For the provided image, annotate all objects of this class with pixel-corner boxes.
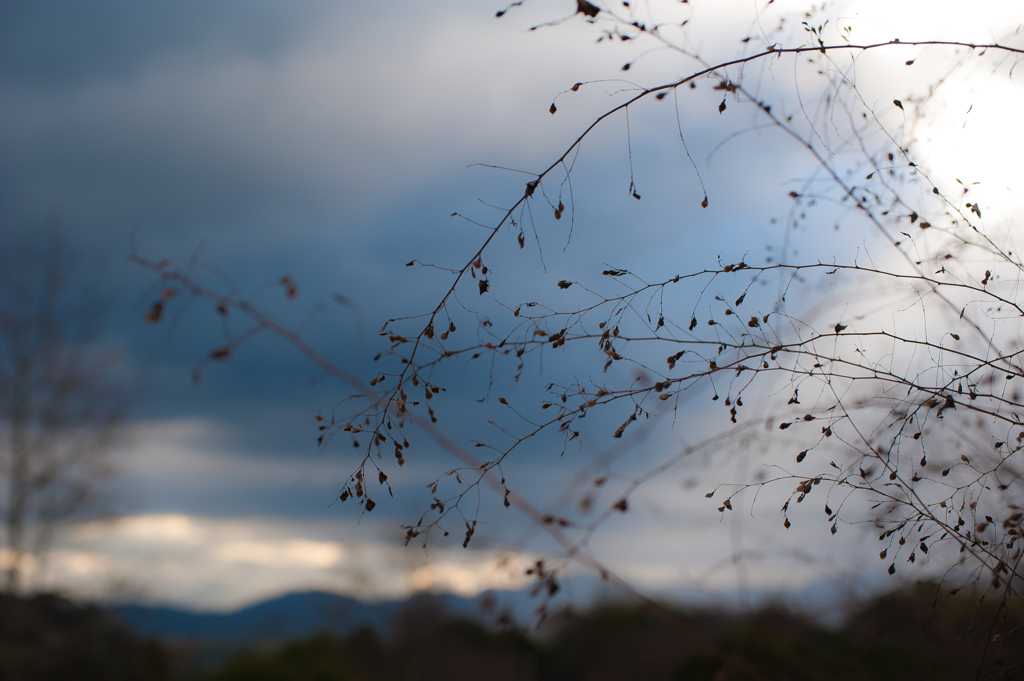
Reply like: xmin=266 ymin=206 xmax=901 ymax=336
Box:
xmin=109 ymin=590 xmax=523 ymax=641
xmin=108 ymin=575 xmax=882 ymax=641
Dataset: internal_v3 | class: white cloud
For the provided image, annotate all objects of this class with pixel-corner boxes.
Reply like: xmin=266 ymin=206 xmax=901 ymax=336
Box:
xmin=25 ymin=513 xmax=536 ymax=611
xmin=409 ymin=555 xmax=535 ymax=597
xmin=116 ymin=514 xmax=202 ymax=543
xmin=214 ymin=539 xmax=344 ymax=569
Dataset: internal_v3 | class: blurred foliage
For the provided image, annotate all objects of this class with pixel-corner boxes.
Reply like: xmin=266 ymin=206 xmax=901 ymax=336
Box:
xmin=2 ymin=585 xmax=1022 ymax=680
xmin=0 ymin=593 xmax=168 ymax=681
xmin=202 ymin=584 xmax=1023 ymax=681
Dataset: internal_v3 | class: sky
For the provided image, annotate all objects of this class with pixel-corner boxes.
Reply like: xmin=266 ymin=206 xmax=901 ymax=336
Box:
xmin=2 ymin=0 xmax=1023 ymax=613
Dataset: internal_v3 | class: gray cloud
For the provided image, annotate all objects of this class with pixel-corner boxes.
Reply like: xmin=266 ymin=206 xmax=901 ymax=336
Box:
xmin=5 ymin=0 xmax=989 ymax=609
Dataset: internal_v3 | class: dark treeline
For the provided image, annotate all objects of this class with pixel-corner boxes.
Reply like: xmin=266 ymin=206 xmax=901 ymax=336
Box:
xmin=2 ymin=584 xmax=1022 ymax=680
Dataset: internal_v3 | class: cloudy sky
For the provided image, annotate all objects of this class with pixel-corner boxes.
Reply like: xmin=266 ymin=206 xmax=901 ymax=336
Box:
xmin=2 ymin=0 xmax=1023 ymax=612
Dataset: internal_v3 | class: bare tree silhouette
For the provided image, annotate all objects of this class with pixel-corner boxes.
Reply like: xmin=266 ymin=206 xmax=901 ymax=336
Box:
xmin=136 ymin=2 xmax=1024 ymax=672
xmin=0 ymin=225 xmax=129 ymax=593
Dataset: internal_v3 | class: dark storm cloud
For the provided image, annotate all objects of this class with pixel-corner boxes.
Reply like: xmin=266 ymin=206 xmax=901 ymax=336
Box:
xmin=3 ymin=0 xmax=952 ymax=608
xmin=1 ymin=1 xmax=351 ymax=265
xmin=0 ymin=0 xmax=810 ymax=533
xmin=0 ymin=1 xmax=324 ymax=89
xmin=0 ymin=0 xmax=669 ymax=253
